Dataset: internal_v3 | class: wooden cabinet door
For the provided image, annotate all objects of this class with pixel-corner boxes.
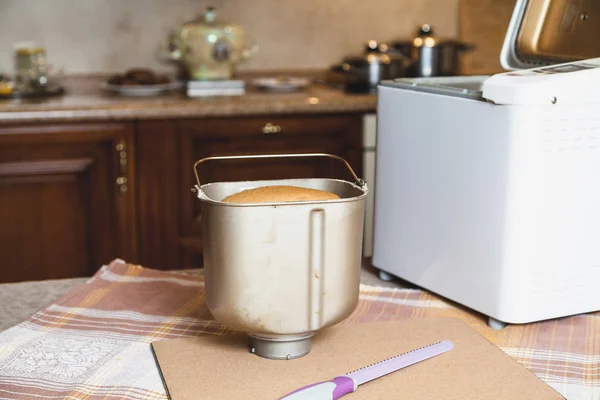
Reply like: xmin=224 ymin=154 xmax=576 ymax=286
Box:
xmin=0 ymin=123 xmax=137 ymax=283
xmin=176 ymin=114 xmax=363 ymax=269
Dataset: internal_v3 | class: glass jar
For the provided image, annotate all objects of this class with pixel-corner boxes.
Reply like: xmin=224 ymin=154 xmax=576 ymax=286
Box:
xmin=14 ymin=42 xmax=46 ymax=90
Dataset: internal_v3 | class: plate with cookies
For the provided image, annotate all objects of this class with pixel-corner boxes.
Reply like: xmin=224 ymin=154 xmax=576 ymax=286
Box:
xmin=102 ymin=68 xmax=184 ymax=96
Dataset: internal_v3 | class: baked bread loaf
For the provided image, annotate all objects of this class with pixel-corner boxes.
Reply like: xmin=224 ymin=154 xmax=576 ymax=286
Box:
xmin=222 ymin=185 xmax=340 ymax=203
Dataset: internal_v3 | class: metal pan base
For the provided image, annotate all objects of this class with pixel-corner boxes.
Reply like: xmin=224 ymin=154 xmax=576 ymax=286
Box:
xmin=248 ymin=333 xmax=314 ymax=360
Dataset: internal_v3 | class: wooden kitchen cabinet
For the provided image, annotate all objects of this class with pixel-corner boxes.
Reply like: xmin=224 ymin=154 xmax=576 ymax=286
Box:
xmin=0 ymin=112 xmax=364 ymax=282
xmin=0 ymin=123 xmax=137 ymax=283
xmin=136 ymin=114 xmax=363 ymax=270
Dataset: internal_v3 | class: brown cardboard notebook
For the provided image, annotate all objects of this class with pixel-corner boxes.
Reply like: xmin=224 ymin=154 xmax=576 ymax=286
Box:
xmin=151 ymin=318 xmax=564 ymax=400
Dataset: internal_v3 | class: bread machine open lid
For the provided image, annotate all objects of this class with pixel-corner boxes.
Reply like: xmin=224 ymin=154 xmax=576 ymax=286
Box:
xmin=379 ymin=0 xmax=600 ymax=106
xmin=500 ymin=0 xmax=600 ymax=70
xmin=479 ymin=0 xmax=600 ymax=105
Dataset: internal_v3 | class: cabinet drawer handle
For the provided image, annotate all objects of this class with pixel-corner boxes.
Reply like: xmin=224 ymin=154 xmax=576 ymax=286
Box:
xmin=262 ymin=122 xmax=283 ymax=134
xmin=116 ymin=140 xmax=128 ymax=193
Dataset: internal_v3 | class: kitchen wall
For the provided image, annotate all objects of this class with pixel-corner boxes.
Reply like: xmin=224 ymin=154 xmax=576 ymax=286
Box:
xmin=459 ymin=0 xmax=516 ymax=75
xmin=0 ymin=0 xmax=459 ymax=74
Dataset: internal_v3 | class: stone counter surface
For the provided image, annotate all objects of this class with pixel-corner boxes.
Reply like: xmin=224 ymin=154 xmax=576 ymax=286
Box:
xmin=0 ymin=74 xmax=377 ymax=125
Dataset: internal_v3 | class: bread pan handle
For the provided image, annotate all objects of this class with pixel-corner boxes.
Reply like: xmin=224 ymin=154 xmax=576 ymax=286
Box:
xmin=192 ymin=153 xmax=365 ymax=189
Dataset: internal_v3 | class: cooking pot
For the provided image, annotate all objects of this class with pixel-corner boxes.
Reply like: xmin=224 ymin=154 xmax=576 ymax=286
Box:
xmin=192 ymin=153 xmax=368 ymax=360
xmin=330 ymin=40 xmax=411 ymax=93
xmin=391 ymin=24 xmax=475 ymax=77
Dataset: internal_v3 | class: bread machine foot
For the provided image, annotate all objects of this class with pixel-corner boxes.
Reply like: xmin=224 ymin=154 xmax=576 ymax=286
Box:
xmin=248 ymin=333 xmax=314 ymax=360
xmin=488 ymin=317 xmax=507 ymax=330
xmin=377 ymin=269 xmax=395 ymax=282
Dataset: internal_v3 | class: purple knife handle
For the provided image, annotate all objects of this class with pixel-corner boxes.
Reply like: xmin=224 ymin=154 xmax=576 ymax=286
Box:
xmin=278 ymin=376 xmax=356 ymax=400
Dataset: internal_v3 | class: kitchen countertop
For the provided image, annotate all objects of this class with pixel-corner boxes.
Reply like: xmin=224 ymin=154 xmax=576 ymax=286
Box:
xmin=0 ymin=261 xmax=407 ymax=332
xmin=0 ymin=73 xmax=377 ymax=125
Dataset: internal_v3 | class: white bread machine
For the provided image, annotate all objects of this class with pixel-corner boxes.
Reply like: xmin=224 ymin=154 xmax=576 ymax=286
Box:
xmin=372 ymin=0 xmax=600 ymax=329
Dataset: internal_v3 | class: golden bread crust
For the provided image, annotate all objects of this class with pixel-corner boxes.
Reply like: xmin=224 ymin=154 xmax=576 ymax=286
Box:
xmin=221 ymin=185 xmax=340 ymax=203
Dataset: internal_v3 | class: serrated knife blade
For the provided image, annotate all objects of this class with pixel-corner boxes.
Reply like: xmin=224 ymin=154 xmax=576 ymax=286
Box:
xmin=279 ymin=340 xmax=454 ymax=400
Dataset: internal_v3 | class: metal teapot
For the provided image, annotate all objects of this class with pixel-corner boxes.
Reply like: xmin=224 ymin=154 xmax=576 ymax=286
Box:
xmin=163 ymin=6 xmax=258 ymax=80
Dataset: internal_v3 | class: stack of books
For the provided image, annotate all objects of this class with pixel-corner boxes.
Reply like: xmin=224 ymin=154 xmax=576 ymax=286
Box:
xmin=186 ymin=80 xmax=245 ymax=97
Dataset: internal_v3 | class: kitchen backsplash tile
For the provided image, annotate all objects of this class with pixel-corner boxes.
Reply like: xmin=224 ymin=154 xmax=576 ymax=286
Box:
xmin=0 ymin=0 xmax=458 ymax=74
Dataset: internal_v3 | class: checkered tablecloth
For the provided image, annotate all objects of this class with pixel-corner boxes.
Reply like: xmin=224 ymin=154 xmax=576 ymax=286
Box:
xmin=0 ymin=259 xmax=598 ymax=399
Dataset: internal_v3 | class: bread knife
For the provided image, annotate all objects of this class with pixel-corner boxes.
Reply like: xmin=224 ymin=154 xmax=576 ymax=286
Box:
xmin=278 ymin=340 xmax=454 ymax=399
